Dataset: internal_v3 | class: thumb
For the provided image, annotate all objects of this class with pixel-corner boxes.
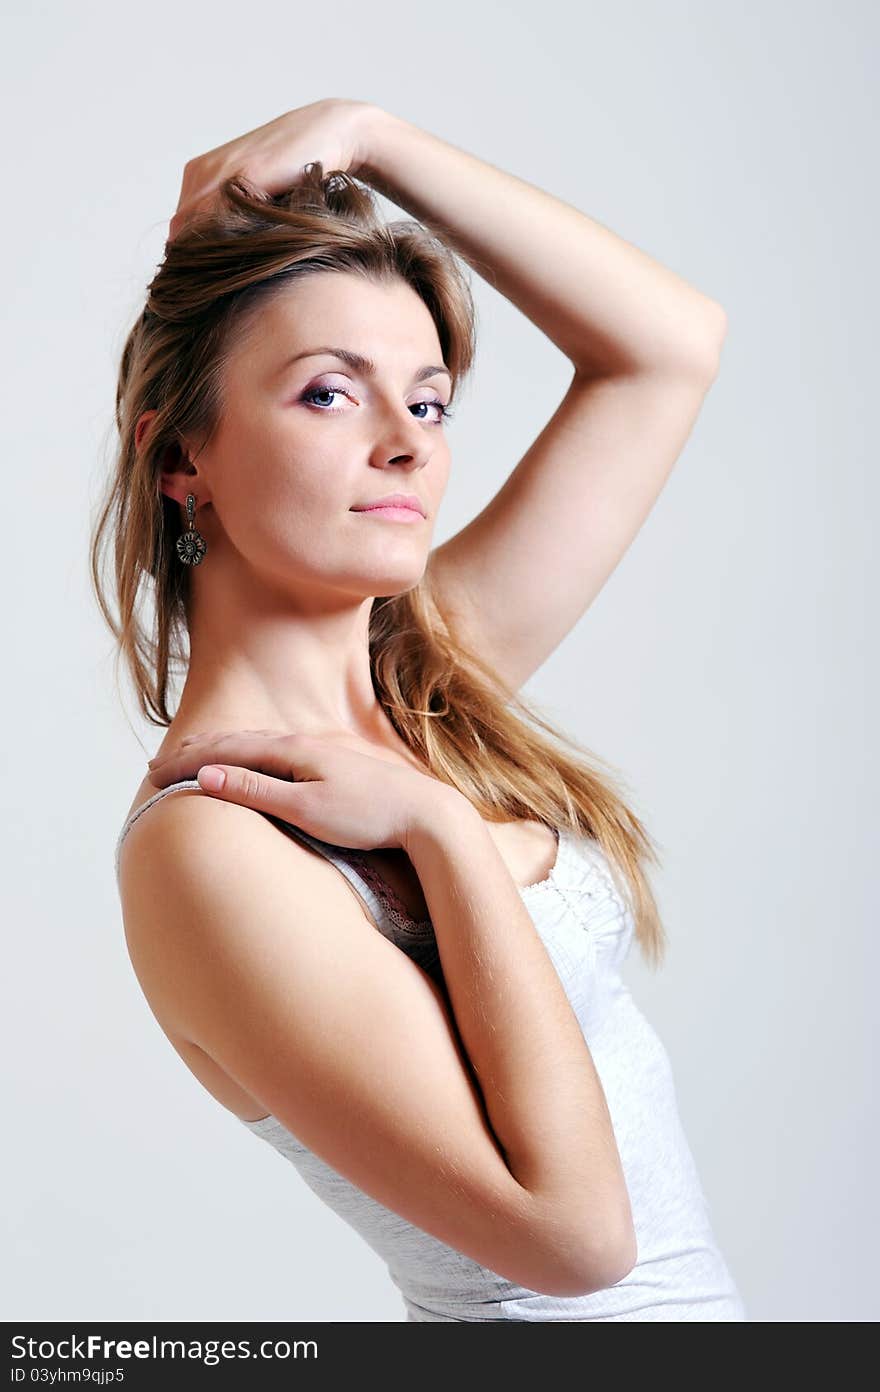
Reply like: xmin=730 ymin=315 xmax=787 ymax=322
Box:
xmin=197 ymin=764 xmax=280 ymax=808
xmin=197 ymin=765 xmax=228 ymax=793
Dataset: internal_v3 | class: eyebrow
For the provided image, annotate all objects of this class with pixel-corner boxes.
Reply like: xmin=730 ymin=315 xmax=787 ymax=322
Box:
xmin=276 ymin=346 xmax=452 ymax=385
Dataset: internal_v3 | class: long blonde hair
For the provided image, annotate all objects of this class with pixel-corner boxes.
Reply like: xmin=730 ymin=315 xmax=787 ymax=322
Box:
xmin=90 ymin=164 xmax=667 ymax=968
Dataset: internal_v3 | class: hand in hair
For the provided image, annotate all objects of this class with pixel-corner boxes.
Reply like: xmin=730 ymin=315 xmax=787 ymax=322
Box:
xmin=146 ymin=727 xmax=457 ymax=853
xmin=167 ymin=97 xmax=380 ymax=243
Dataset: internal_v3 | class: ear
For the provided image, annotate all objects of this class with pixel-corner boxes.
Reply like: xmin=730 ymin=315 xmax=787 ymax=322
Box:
xmin=135 ymin=412 xmax=193 ymax=478
xmin=135 ymin=411 xmax=207 ymax=509
xmin=156 ymin=440 xmax=200 ymax=508
xmin=134 ymin=409 xmax=158 ymax=454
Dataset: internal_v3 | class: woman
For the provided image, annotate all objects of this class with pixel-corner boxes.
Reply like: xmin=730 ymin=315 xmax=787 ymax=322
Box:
xmin=99 ymin=98 xmax=745 ymax=1321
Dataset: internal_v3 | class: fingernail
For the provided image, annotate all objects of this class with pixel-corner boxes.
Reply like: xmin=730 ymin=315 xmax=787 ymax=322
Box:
xmin=147 ymin=758 xmax=158 ymax=767
xmin=198 ymin=766 xmax=226 ymax=792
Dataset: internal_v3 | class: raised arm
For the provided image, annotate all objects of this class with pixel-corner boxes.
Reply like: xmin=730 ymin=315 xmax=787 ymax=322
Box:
xmin=358 ymin=105 xmax=728 ymax=690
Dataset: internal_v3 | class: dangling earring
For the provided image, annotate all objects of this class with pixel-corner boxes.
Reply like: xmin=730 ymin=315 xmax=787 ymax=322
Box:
xmin=176 ymin=492 xmax=207 ymax=566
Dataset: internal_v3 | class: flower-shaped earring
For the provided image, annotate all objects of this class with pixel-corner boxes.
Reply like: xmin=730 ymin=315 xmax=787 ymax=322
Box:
xmin=176 ymin=492 xmax=207 ymax=566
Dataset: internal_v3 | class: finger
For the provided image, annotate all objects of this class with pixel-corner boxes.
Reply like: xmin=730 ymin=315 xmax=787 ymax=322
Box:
xmin=147 ymin=732 xmax=307 ymax=788
xmin=195 ymin=764 xmax=307 ymax=819
xmin=150 ymin=727 xmax=288 ymax=767
xmin=179 ymin=727 xmax=285 ymax=749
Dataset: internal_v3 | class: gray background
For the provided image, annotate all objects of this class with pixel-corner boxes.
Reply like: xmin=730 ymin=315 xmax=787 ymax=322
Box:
xmin=3 ymin=0 xmax=876 ymax=1323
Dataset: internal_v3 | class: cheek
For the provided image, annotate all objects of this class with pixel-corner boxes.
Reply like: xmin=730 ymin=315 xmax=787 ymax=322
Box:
xmin=218 ymin=425 xmax=330 ymax=512
xmin=429 ymin=452 xmax=452 ymax=502
xmin=219 ymin=450 xmax=354 ymax=561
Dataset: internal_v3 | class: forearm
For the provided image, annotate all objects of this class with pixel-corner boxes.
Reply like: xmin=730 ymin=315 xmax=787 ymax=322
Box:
xmin=358 ymin=104 xmax=725 ymax=379
xmin=405 ymin=793 xmax=634 ymax=1259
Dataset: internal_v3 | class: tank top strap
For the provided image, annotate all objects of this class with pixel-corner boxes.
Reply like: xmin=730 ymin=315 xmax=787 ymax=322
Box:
xmin=113 ymin=777 xmax=425 ymax=946
xmin=114 ymin=777 xmax=204 ymax=879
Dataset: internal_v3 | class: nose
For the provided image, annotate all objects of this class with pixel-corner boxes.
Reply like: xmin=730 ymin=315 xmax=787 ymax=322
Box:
xmin=370 ymin=405 xmax=433 ymax=471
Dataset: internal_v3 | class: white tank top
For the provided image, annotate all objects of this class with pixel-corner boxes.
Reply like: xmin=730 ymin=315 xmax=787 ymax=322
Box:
xmin=115 ymin=778 xmax=747 ymax=1321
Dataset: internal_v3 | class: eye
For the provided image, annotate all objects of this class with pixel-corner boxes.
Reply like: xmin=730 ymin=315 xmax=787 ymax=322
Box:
xmin=411 ymin=399 xmax=455 ymax=424
xmin=300 ymin=384 xmax=454 ymax=424
xmin=301 ymin=385 xmax=352 ymax=410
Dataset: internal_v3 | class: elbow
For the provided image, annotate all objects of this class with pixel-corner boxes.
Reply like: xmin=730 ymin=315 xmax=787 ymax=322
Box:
xmin=693 ymin=300 xmax=729 ymax=380
xmin=533 ymin=1220 xmax=638 ymax=1300
xmin=665 ymin=299 xmax=728 ymax=383
xmin=560 ymin=1230 xmax=638 ymax=1299
xmin=627 ymin=301 xmax=728 ymax=385
xmin=588 ymin=1227 xmax=639 ymax=1292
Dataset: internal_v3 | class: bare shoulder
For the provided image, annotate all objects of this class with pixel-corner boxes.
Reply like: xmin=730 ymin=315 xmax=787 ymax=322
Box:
xmin=113 ymin=774 xmax=593 ymax=1297
xmin=117 ymin=779 xmax=366 ymax=944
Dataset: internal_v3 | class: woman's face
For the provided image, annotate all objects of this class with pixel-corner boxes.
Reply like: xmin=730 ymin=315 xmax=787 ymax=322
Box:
xmin=183 ymin=270 xmax=453 ymax=604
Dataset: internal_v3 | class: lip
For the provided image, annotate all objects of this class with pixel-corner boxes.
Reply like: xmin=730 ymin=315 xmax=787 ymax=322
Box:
xmin=351 ymin=493 xmax=426 ymax=517
xmin=353 ymin=506 xmax=423 ymax=523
